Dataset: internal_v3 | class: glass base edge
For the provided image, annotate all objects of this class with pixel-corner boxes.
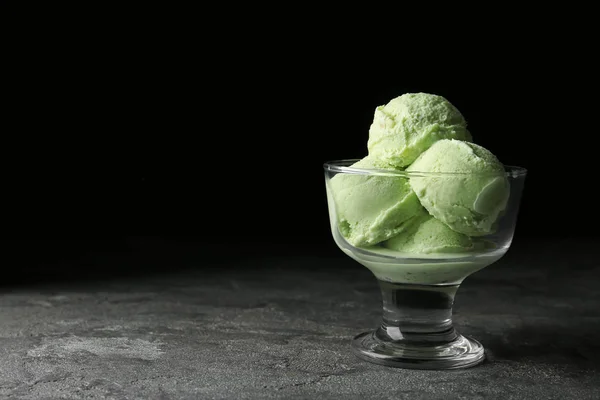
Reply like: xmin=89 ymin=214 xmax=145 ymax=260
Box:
xmin=351 ymin=331 xmax=486 ymax=370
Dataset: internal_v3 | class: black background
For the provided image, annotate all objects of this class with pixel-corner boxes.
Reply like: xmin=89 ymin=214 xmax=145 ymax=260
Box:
xmin=2 ymin=10 xmax=597 ymax=284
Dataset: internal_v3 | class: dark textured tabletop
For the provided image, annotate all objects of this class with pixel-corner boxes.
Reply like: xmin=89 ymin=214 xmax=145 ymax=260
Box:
xmin=1 ymin=238 xmax=599 ymax=399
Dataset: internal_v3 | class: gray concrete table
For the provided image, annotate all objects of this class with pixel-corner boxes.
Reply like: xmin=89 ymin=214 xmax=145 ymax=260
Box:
xmin=1 ymin=239 xmax=599 ymax=399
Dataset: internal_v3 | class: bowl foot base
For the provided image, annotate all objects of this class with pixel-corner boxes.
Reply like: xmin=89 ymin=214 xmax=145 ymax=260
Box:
xmin=352 ymin=331 xmax=485 ymax=370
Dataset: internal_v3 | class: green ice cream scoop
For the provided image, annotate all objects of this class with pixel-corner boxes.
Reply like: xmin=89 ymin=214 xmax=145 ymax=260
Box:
xmin=406 ymin=139 xmax=510 ymax=236
xmin=367 ymin=92 xmax=472 ymax=168
xmin=327 ymin=156 xmax=426 ymax=247
xmin=383 ymin=214 xmax=474 ymax=254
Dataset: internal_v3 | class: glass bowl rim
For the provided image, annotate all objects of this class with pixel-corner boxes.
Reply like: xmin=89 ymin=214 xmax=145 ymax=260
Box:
xmin=323 ymin=159 xmax=527 ymax=178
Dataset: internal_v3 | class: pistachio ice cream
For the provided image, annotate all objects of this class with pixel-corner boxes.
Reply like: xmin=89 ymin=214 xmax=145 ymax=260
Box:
xmin=326 ymin=92 xmax=510 ymax=284
xmin=367 ymin=92 xmax=472 ymax=168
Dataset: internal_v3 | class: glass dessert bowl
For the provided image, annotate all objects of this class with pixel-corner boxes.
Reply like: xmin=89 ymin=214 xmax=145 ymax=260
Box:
xmin=324 ymin=159 xmax=527 ymax=370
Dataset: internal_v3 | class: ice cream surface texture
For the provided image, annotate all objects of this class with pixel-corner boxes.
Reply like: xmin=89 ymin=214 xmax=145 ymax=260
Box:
xmin=367 ymin=93 xmax=472 ymax=168
xmin=328 ymin=156 xmax=425 ymax=247
xmin=383 ymin=214 xmax=474 ymax=254
xmin=407 ymin=139 xmax=509 ymax=236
